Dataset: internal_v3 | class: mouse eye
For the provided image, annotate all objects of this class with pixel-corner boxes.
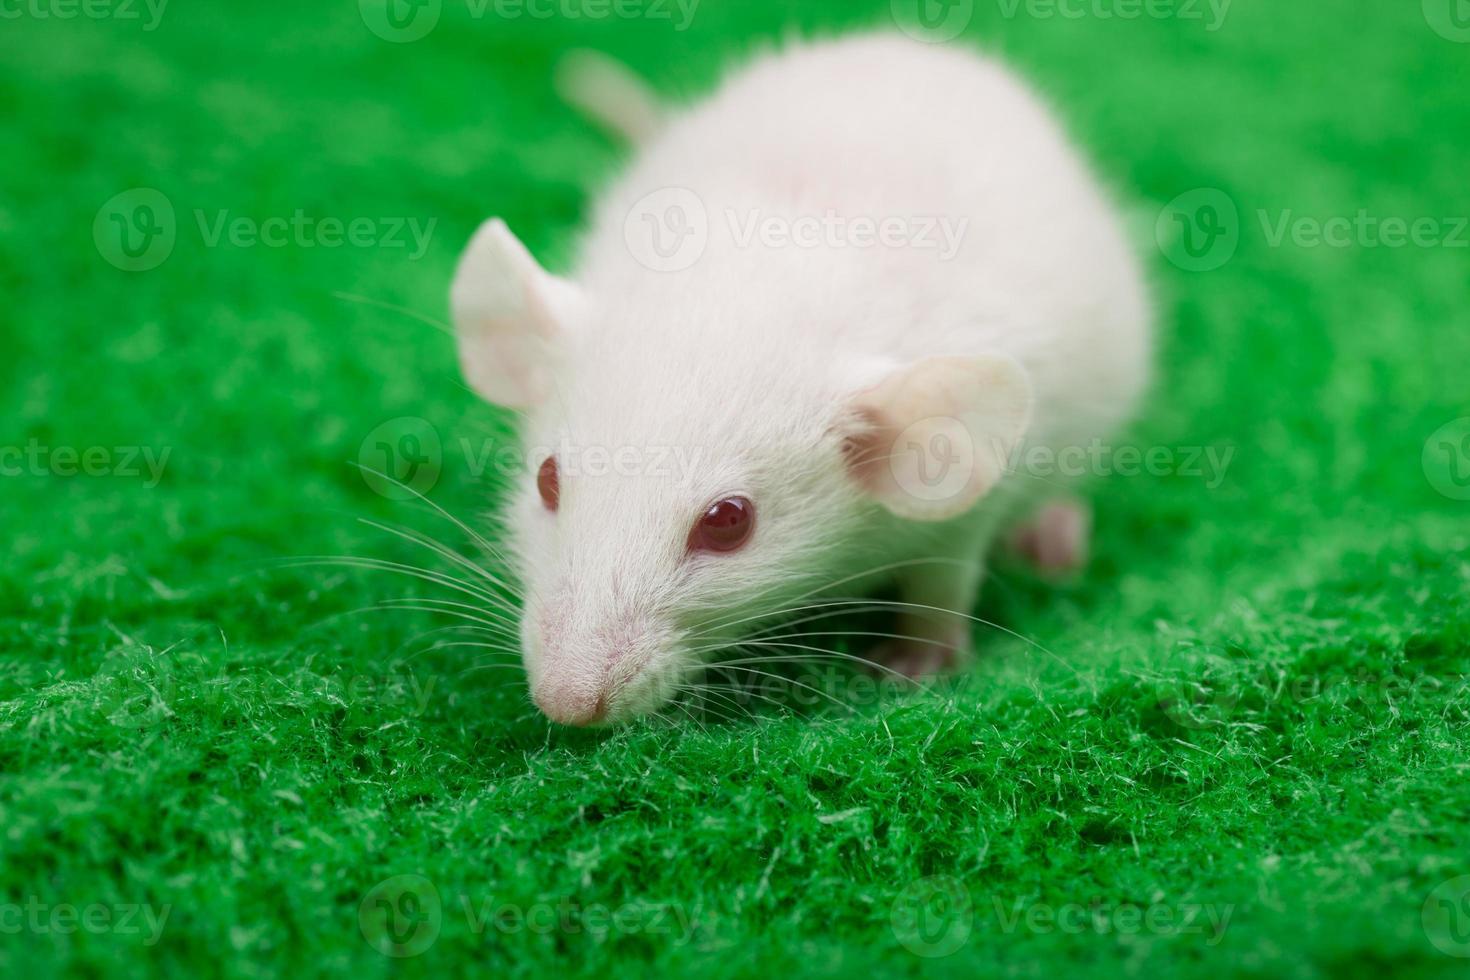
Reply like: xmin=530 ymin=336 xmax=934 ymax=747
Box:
xmin=536 ymin=456 xmax=559 ymax=512
xmin=690 ymin=496 xmax=754 ymax=553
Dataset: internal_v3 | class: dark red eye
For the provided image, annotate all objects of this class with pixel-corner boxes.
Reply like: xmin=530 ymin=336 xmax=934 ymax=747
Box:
xmin=690 ymin=496 xmax=754 ymax=553
xmin=537 ymin=456 xmax=559 ymax=512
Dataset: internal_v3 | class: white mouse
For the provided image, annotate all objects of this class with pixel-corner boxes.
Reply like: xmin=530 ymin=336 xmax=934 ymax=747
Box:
xmin=449 ymin=33 xmax=1151 ymax=726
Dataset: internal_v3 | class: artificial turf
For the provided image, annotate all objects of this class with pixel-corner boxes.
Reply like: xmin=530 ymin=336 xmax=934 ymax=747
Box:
xmin=3 ymin=0 xmax=1469 ymax=977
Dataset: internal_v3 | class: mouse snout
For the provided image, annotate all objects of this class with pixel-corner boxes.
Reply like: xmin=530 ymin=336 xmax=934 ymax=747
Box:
xmin=526 ymin=601 xmax=679 ymax=727
xmin=531 ymin=675 xmax=609 ymax=727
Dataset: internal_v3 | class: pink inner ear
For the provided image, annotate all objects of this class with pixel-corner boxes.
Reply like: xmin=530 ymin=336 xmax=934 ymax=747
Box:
xmin=839 ymin=408 xmax=894 ymax=496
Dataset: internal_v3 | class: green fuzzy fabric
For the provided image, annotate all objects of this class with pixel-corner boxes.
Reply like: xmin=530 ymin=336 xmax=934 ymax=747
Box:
xmin=3 ymin=1 xmax=1469 ymax=977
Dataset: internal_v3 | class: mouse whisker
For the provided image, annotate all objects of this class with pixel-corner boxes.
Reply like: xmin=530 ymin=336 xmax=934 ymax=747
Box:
xmin=358 ymin=517 xmax=523 ymax=602
xmin=458 ymin=662 xmax=528 ymax=675
xmin=348 ymin=461 xmax=517 ymax=570
xmin=659 ymin=697 xmax=712 ymax=735
xmin=682 ymin=682 xmax=794 ymax=720
xmin=374 ymin=596 xmax=520 ymax=631
xmin=693 ymin=665 xmax=855 ymax=715
xmin=355 ymin=601 xmax=514 ymax=633
xmin=392 ymin=622 xmax=508 ymax=659
xmin=706 ymin=598 xmax=1074 ymax=677
xmin=285 ymin=555 xmax=502 ymax=603
xmin=713 ymin=644 xmax=917 ymax=688
xmin=686 ymin=556 xmax=983 ymax=640
xmin=674 ymin=687 xmax=751 ymax=724
xmin=422 ymin=640 xmax=520 ymax=656
xmin=758 ymin=598 xmax=1075 ymax=676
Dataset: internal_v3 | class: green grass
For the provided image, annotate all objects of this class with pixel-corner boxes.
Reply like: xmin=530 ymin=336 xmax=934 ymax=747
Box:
xmin=3 ymin=1 xmax=1470 ymax=977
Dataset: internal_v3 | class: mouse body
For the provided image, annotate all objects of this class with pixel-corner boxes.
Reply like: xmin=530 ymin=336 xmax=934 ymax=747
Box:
xmin=450 ymin=34 xmax=1150 ymax=726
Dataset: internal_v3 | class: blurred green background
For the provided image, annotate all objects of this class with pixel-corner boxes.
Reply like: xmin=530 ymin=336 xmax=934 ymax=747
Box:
xmin=2 ymin=0 xmax=1469 ymax=977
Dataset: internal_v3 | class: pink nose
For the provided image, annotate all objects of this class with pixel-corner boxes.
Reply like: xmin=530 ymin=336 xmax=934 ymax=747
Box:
xmin=532 ymin=679 xmax=608 ymax=727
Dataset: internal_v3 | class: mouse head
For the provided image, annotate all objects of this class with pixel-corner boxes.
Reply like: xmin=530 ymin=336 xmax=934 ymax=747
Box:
xmin=450 ymin=220 xmax=1031 ymax=726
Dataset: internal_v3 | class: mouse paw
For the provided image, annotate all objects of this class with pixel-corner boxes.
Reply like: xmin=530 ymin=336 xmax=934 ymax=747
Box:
xmin=868 ymin=633 xmax=969 ymax=681
xmin=1008 ymin=499 xmax=1091 ymax=576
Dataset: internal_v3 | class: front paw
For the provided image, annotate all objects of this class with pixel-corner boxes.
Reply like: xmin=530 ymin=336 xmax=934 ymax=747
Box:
xmin=1008 ymin=499 xmax=1091 ymax=576
xmin=868 ymin=634 xmax=969 ymax=681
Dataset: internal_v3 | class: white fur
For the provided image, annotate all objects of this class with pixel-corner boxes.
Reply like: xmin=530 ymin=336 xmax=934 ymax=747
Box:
xmin=451 ymin=33 xmax=1151 ymax=725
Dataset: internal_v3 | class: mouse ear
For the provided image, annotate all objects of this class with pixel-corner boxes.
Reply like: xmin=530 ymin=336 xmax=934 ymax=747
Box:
xmin=844 ymin=355 xmax=1033 ymax=522
xmin=450 ymin=219 xmax=583 ymax=409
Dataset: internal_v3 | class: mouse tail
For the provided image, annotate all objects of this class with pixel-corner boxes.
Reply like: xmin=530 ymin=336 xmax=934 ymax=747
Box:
xmin=555 ymin=50 xmax=666 ymax=144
